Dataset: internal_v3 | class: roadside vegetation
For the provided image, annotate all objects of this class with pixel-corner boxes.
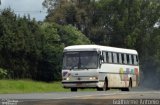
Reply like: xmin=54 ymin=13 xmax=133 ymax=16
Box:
xmin=0 ymin=9 xmax=90 ymax=82
xmin=0 ymin=80 xmax=96 ymax=93
xmin=0 ymin=80 xmax=69 ymax=93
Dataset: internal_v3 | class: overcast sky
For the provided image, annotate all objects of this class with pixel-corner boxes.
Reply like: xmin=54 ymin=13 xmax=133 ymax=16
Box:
xmin=0 ymin=0 xmax=47 ymax=21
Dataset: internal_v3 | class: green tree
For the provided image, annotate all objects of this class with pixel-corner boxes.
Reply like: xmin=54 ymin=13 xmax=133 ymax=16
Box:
xmin=43 ymin=0 xmax=96 ymax=42
xmin=0 ymin=8 xmax=90 ymax=81
xmin=38 ymin=22 xmax=90 ymax=81
xmin=0 ymin=9 xmax=44 ymax=79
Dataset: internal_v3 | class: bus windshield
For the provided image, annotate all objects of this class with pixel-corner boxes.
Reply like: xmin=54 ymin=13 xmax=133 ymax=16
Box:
xmin=63 ymin=51 xmax=98 ymax=69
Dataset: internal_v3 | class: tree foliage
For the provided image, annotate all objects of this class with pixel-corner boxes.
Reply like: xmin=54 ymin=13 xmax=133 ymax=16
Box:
xmin=43 ymin=0 xmax=96 ymax=42
xmin=0 ymin=8 xmax=90 ymax=81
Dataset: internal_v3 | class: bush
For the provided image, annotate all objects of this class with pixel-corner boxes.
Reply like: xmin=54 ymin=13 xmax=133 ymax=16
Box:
xmin=0 ymin=68 xmax=8 ymax=79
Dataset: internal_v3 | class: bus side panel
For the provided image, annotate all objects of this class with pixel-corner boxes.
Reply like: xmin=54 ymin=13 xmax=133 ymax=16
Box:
xmin=99 ymin=63 xmax=139 ymax=88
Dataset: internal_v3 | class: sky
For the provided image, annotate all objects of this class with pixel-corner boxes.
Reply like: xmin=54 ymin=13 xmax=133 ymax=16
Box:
xmin=0 ymin=0 xmax=47 ymax=21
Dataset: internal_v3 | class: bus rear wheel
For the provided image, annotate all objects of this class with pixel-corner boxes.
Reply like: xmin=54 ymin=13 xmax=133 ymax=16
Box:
xmin=121 ymin=88 xmax=129 ymax=91
xmin=71 ymin=88 xmax=77 ymax=92
xmin=121 ymin=79 xmax=132 ymax=91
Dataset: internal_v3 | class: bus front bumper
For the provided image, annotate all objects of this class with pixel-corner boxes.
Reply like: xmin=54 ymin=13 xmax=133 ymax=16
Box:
xmin=62 ymin=81 xmax=99 ymax=88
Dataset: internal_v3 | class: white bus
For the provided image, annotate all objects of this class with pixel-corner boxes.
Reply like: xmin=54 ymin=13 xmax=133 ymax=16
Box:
xmin=62 ymin=45 xmax=139 ymax=92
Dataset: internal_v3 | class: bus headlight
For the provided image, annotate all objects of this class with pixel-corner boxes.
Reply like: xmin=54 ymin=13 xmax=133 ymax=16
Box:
xmin=89 ymin=77 xmax=98 ymax=80
xmin=63 ymin=77 xmax=70 ymax=80
xmin=66 ymin=77 xmax=70 ymax=80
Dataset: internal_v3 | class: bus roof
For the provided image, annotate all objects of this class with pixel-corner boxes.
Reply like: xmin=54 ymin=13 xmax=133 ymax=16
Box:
xmin=64 ymin=45 xmax=138 ymax=54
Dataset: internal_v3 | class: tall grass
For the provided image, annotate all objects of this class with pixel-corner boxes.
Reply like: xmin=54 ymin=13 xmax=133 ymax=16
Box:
xmin=0 ymin=80 xmax=69 ymax=94
xmin=0 ymin=80 xmax=96 ymax=94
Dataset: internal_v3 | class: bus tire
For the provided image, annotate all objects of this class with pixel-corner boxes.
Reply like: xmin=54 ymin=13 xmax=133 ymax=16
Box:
xmin=121 ymin=79 xmax=132 ymax=91
xmin=71 ymin=88 xmax=77 ymax=92
xmin=121 ymin=88 xmax=129 ymax=91
xmin=103 ymin=78 xmax=109 ymax=91
xmin=97 ymin=87 xmax=103 ymax=91
xmin=129 ymin=78 xmax=132 ymax=88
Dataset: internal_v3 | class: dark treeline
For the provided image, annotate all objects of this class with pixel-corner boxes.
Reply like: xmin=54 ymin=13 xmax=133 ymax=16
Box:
xmin=0 ymin=9 xmax=90 ymax=81
xmin=0 ymin=0 xmax=160 ymax=89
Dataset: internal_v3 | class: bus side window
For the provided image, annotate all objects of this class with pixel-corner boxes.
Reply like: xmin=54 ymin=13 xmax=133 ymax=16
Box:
xmin=117 ymin=53 xmax=119 ymax=63
xmin=136 ymin=55 xmax=139 ymax=64
xmin=131 ymin=55 xmax=134 ymax=65
xmin=119 ymin=53 xmax=122 ymax=64
xmin=123 ymin=54 xmax=127 ymax=64
xmin=126 ymin=54 xmax=129 ymax=64
xmin=102 ymin=52 xmax=106 ymax=63
xmin=133 ymin=55 xmax=138 ymax=65
xmin=113 ymin=53 xmax=117 ymax=63
xmin=108 ymin=52 xmax=112 ymax=63
xmin=129 ymin=55 xmax=132 ymax=65
xmin=122 ymin=54 xmax=124 ymax=64
xmin=106 ymin=52 xmax=109 ymax=63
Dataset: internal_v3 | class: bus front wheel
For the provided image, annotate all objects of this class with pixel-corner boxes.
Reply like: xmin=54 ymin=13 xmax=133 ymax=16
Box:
xmin=103 ymin=78 xmax=109 ymax=91
xmin=97 ymin=87 xmax=103 ymax=91
xmin=71 ymin=88 xmax=77 ymax=92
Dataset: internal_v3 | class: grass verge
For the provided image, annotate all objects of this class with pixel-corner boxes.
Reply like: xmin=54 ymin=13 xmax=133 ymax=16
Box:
xmin=0 ymin=80 xmax=95 ymax=94
xmin=0 ymin=80 xmax=69 ymax=94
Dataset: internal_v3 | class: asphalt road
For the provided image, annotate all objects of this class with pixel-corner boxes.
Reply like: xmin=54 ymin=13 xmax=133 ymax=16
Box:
xmin=0 ymin=89 xmax=160 ymax=105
